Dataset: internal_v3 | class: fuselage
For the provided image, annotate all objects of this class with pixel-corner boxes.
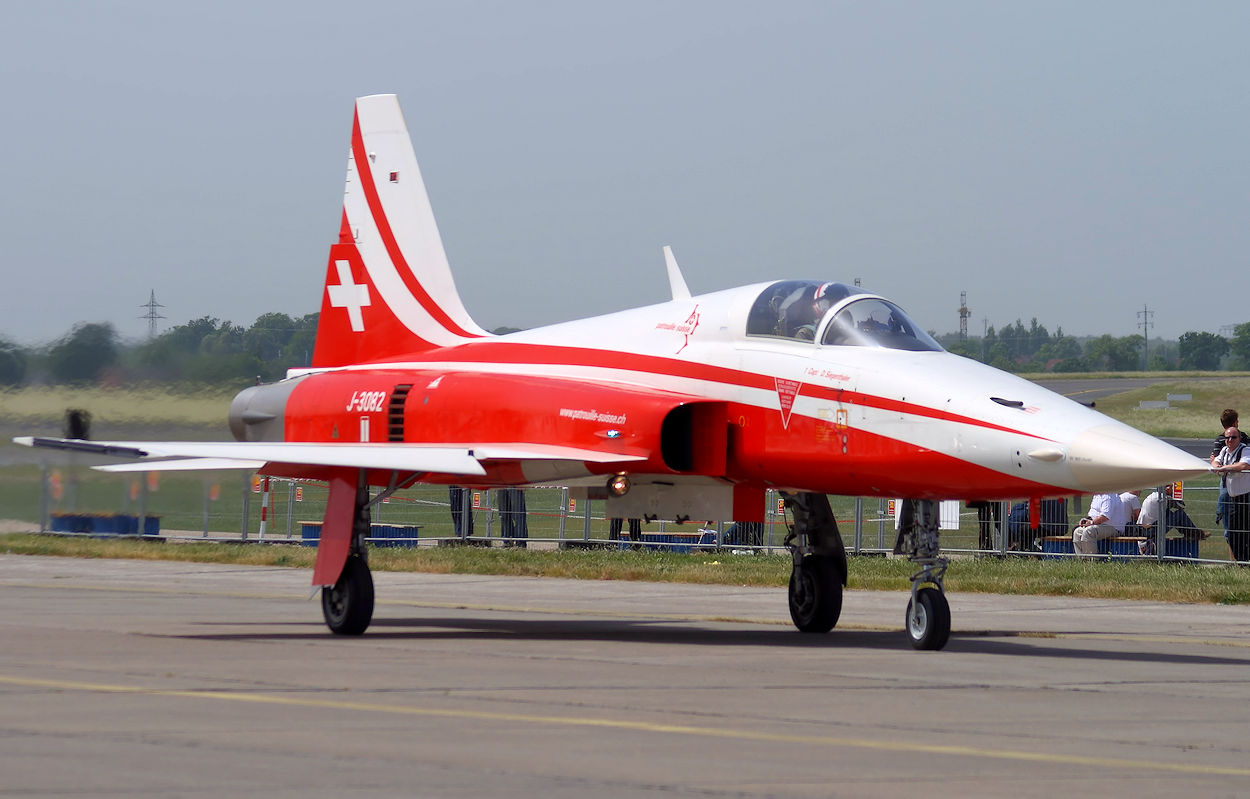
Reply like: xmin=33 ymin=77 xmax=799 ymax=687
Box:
xmin=239 ymin=279 xmax=1207 ymax=502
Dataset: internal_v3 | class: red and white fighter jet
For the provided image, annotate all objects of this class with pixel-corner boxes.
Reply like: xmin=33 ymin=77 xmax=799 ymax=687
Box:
xmin=18 ymin=94 xmax=1209 ymax=649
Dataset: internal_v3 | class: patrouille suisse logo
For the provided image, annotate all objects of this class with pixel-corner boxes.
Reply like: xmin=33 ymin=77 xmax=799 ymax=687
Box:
xmin=655 ymin=304 xmax=701 ymax=354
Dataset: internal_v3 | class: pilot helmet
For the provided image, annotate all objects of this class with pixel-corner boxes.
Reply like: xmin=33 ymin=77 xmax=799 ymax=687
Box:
xmin=813 ymin=282 xmax=846 ymax=312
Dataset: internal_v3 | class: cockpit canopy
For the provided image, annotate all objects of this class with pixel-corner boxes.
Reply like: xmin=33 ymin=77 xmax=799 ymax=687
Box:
xmin=746 ymin=280 xmax=942 ymax=352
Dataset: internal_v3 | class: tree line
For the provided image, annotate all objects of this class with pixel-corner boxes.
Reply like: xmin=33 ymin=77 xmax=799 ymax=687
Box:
xmin=0 ymin=314 xmax=1247 ymax=388
xmin=0 ymin=313 xmax=319 ymax=388
xmin=937 ymin=318 xmax=1241 ymax=373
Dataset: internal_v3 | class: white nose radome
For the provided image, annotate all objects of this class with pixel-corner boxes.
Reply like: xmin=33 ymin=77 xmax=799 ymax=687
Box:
xmin=1067 ymin=423 xmax=1210 ymax=492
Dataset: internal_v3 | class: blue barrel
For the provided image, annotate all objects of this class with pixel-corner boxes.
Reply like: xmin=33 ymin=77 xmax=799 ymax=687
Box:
xmin=300 ymin=522 xmax=322 ymax=546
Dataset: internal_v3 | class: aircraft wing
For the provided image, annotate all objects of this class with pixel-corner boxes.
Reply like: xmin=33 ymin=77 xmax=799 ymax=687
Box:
xmin=13 ymin=436 xmax=646 ymax=476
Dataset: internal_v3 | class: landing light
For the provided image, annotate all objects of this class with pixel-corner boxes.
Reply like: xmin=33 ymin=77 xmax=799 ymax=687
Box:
xmin=607 ymin=472 xmax=631 ymax=497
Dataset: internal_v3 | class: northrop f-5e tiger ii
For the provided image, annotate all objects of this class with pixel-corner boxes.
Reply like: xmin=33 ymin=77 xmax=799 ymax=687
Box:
xmin=17 ymin=94 xmax=1211 ymax=650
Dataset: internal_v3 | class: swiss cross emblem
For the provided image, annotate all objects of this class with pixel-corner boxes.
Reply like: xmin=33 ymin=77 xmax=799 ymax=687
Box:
xmin=775 ymin=378 xmax=801 ymax=429
xmin=327 ymin=260 xmax=371 ymax=332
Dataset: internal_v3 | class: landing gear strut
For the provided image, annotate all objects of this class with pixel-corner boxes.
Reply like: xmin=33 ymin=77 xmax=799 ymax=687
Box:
xmin=321 ymin=476 xmax=375 ymax=635
xmin=895 ymin=498 xmax=950 ymax=650
xmin=782 ymin=492 xmax=848 ymax=633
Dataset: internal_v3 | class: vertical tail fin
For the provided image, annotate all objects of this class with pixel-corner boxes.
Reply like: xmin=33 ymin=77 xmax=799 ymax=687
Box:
xmin=311 ymin=94 xmax=488 ymax=368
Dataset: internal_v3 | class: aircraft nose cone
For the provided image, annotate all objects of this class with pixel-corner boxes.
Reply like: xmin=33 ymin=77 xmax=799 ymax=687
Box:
xmin=1067 ymin=423 xmax=1210 ymax=492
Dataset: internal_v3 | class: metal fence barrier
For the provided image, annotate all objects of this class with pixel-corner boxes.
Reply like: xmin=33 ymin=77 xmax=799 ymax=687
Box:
xmin=27 ymin=466 xmax=1240 ymax=564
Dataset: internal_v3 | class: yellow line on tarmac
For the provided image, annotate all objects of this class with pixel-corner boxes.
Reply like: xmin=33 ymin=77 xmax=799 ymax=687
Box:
xmin=2 ymin=673 xmax=1248 ymax=778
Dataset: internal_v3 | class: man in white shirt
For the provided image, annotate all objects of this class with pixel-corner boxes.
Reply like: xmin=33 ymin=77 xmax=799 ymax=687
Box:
xmin=1138 ymin=489 xmax=1207 ymax=540
xmin=1072 ymin=492 xmax=1128 ymax=555
xmin=1119 ymin=490 xmax=1142 ymax=525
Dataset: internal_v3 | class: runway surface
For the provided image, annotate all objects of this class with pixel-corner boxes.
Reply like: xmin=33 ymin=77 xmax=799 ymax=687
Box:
xmin=3 ymin=554 xmax=1250 ymax=798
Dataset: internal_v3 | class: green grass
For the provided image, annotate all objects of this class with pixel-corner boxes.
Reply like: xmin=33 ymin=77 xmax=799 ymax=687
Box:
xmin=1 ymin=385 xmax=235 ymax=427
xmin=4 ymin=532 xmax=1250 ymax=604
xmin=1088 ymin=375 xmax=1250 ymax=438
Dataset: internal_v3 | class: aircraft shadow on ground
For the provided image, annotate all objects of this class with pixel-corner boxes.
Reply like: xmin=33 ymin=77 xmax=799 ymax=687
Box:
xmin=170 ymin=616 xmax=1250 ymax=664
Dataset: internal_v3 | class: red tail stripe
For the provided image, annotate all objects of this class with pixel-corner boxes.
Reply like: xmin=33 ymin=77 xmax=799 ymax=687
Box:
xmin=338 ymin=209 xmax=353 ymax=244
xmin=350 ymin=109 xmax=483 ymax=341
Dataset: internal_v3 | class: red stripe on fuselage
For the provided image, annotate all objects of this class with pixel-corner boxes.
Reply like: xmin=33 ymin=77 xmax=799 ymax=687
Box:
xmin=347 ymin=339 xmax=1054 ymax=444
xmin=349 ymin=109 xmax=483 ymax=341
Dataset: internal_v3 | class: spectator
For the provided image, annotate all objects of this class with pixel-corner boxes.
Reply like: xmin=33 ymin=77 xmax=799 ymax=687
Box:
xmin=609 ymin=517 xmax=642 ymax=543
xmin=1137 ymin=487 xmax=1207 ymax=542
xmin=449 ymin=485 xmax=473 ymax=538
xmin=1210 ymin=409 xmax=1243 ymax=459
xmin=1211 ymin=409 xmax=1242 ymax=532
xmin=1119 ymin=490 xmax=1143 ymax=540
xmin=1006 ymin=498 xmax=1069 ymax=551
xmin=1212 ymin=427 xmax=1250 ymax=562
xmin=723 ymin=521 xmax=765 ymax=547
xmin=1119 ymin=490 xmax=1142 ymax=526
xmin=497 ymin=487 xmax=528 ymax=548
xmin=967 ymin=500 xmax=1000 ymax=550
xmin=1072 ymin=492 xmax=1128 ymax=555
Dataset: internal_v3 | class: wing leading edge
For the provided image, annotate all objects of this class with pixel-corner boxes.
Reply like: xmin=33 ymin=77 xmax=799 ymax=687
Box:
xmin=13 ymin=437 xmax=646 ymax=478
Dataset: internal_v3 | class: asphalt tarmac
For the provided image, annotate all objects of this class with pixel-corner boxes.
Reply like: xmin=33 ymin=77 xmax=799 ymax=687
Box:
xmin=3 ymin=554 xmax=1250 ymax=798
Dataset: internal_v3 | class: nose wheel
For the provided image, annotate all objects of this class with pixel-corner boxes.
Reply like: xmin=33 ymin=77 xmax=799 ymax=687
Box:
xmin=906 ymin=584 xmax=950 ymax=650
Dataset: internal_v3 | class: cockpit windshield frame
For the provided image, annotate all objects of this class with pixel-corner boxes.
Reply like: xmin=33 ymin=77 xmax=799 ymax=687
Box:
xmin=818 ymin=295 xmax=943 ymax=352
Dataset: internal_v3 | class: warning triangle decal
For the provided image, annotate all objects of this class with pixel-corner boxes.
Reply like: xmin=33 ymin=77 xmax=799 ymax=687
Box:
xmin=774 ymin=377 xmax=802 ymax=429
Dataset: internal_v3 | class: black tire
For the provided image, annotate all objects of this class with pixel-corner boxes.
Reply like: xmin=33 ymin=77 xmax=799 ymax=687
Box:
xmin=321 ymin=555 xmax=374 ymax=635
xmin=788 ymin=555 xmax=843 ymax=633
xmin=905 ymin=586 xmax=950 ymax=650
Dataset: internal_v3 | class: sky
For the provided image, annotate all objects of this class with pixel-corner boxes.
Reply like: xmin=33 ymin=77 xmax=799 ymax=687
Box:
xmin=2 ymin=1 xmax=1247 ymax=347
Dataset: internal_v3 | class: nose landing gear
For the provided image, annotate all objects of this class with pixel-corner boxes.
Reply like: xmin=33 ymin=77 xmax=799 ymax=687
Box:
xmin=896 ymin=498 xmax=951 ymax=650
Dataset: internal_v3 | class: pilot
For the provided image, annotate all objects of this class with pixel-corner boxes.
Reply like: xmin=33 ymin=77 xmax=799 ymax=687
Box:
xmin=766 ymin=287 xmax=791 ymax=334
xmin=779 ymin=282 xmax=848 ymax=340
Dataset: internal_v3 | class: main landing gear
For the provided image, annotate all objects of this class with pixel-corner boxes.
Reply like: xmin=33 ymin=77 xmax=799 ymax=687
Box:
xmin=323 ymin=553 xmax=374 ymax=635
xmin=782 ymin=492 xmax=848 ymax=633
xmin=895 ymin=498 xmax=951 ymax=650
xmin=321 ymin=477 xmax=375 ymax=635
